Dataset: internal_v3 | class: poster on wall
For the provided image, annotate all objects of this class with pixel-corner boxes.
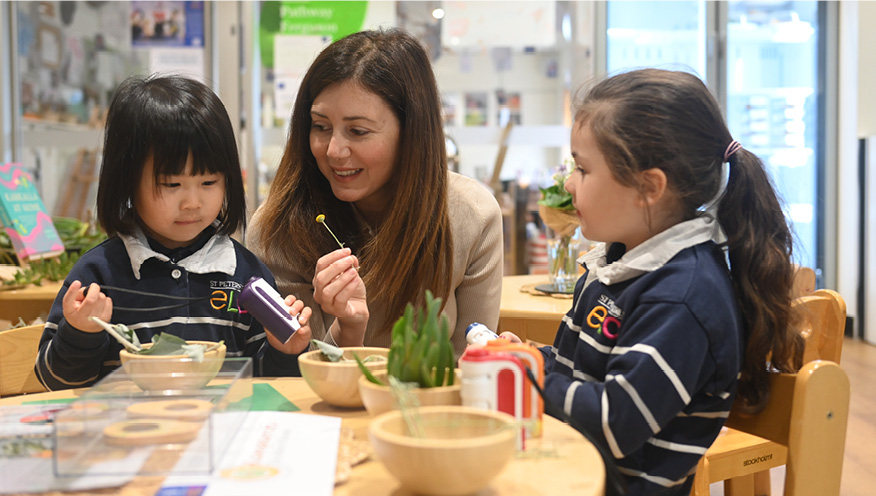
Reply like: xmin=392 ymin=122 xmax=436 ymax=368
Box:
xmin=441 ymin=1 xmax=556 ymax=48
xmin=496 ymin=90 xmax=521 ymax=126
xmin=273 ymin=35 xmax=332 ymax=123
xmin=465 ymin=93 xmax=488 ymax=127
xmin=442 ymin=94 xmax=460 ymax=127
xmin=258 ymin=1 xmax=369 ymax=69
xmin=131 ymin=1 xmax=205 ymax=48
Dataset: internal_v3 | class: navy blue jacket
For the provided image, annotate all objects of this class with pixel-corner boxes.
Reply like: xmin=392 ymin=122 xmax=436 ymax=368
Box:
xmin=541 ymin=218 xmax=743 ymax=495
xmin=35 ymin=229 xmax=302 ymax=390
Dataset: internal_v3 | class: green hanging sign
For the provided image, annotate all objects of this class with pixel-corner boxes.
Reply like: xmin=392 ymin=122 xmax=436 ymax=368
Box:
xmin=260 ymin=1 xmax=369 ymax=69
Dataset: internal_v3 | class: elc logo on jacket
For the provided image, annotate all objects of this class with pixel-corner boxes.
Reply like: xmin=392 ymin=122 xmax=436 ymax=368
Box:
xmin=209 ymin=280 xmax=248 ymax=314
xmin=587 ymin=294 xmax=623 ymax=339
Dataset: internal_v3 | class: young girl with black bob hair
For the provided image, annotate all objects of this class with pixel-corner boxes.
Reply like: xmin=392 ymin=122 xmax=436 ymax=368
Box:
xmin=501 ymin=68 xmax=803 ymax=494
xmin=36 ymin=75 xmax=311 ymax=390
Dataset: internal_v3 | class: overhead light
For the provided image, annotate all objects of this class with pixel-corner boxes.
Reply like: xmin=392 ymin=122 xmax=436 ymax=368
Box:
xmin=432 ymin=8 xmax=445 ymax=20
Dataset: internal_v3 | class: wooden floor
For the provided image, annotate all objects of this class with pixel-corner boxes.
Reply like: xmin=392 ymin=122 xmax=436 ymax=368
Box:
xmin=709 ymin=337 xmax=876 ymax=495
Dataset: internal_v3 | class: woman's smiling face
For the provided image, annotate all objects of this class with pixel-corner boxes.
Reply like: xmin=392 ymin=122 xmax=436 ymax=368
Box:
xmin=309 ymin=81 xmax=401 ymax=220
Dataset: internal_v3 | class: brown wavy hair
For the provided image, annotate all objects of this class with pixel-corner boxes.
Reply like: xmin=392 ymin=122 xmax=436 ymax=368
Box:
xmin=252 ymin=28 xmax=452 ymax=330
xmin=574 ymin=69 xmax=802 ymax=410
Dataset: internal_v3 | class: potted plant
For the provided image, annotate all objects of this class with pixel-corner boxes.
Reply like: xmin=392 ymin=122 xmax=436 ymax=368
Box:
xmin=355 ymin=290 xmax=460 ymax=415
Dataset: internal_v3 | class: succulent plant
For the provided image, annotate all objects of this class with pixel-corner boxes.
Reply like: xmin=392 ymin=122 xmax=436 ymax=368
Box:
xmin=356 ymin=290 xmax=454 ymax=388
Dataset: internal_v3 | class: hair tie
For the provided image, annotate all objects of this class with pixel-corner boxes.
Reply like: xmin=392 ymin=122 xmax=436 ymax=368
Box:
xmin=723 ymin=140 xmax=742 ymax=162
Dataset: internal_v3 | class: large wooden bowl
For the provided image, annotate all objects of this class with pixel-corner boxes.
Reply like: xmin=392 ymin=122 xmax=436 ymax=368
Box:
xmin=358 ymin=369 xmax=461 ymax=417
xmin=369 ymin=405 xmax=517 ymax=495
xmin=118 ymin=341 xmax=226 ymax=391
xmin=298 ymin=347 xmax=389 ymax=408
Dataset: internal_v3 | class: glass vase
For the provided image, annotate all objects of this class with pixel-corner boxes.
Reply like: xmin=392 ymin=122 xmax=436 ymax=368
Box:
xmin=547 ymin=228 xmax=582 ymax=292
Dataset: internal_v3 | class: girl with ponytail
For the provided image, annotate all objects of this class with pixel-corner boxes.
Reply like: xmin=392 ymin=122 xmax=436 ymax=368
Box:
xmin=500 ymin=68 xmax=802 ymax=495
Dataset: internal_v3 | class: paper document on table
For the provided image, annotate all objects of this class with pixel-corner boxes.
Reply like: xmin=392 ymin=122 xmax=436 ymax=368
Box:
xmin=158 ymin=411 xmax=341 ymax=496
xmin=0 ymin=405 xmax=143 ymax=494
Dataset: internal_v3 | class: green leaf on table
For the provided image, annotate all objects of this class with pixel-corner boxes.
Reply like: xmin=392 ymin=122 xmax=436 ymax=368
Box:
xmin=140 ymin=333 xmax=189 ymax=355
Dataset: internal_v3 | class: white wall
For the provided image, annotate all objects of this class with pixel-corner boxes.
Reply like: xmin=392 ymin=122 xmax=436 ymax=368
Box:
xmin=434 ymin=49 xmax=566 ymax=182
xmin=857 ymin=2 xmax=876 ymax=343
xmin=1 ymin=4 xmax=10 ymax=164
xmin=838 ymin=1 xmax=876 ymax=342
xmin=858 ymin=3 xmax=876 ymax=137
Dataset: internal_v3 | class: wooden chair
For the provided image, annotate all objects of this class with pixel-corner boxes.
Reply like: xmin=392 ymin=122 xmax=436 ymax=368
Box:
xmin=791 ymin=265 xmax=816 ymax=299
xmin=702 ymin=361 xmax=849 ymax=496
xmin=691 ymin=289 xmax=847 ymax=495
xmin=0 ymin=323 xmax=47 ymax=397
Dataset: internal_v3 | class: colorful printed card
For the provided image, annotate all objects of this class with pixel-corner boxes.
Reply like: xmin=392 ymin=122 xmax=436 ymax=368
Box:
xmin=0 ymin=163 xmax=65 ymax=262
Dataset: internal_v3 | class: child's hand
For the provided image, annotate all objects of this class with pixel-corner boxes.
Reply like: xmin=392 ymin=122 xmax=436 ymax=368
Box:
xmin=499 ymin=331 xmax=522 ymax=344
xmin=62 ymin=280 xmax=113 ymax=333
xmin=313 ymin=248 xmax=368 ymax=345
xmin=265 ymin=294 xmax=312 ymax=355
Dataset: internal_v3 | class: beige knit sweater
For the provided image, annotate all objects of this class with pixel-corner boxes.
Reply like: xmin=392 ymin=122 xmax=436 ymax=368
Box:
xmin=247 ymin=172 xmax=504 ymax=358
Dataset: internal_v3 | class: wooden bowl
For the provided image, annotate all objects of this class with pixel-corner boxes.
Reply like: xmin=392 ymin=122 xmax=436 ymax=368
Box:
xmin=118 ymin=341 xmax=226 ymax=391
xmin=298 ymin=347 xmax=389 ymax=408
xmin=358 ymin=370 xmax=461 ymax=417
xmin=369 ymin=405 xmax=517 ymax=495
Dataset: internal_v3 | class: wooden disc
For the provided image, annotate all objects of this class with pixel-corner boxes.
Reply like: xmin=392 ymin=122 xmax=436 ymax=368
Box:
xmin=103 ymin=418 xmax=201 ymax=446
xmin=126 ymin=399 xmax=213 ymax=421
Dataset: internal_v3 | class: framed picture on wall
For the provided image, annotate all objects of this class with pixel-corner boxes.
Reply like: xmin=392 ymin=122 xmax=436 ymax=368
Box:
xmin=442 ymin=93 xmax=460 ymax=127
xmin=464 ymin=92 xmax=487 ymax=127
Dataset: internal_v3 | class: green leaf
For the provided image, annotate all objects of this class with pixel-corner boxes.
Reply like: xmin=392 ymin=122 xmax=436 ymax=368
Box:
xmin=311 ymin=339 xmax=345 ymax=362
xmin=424 ymin=342 xmax=440 ymax=386
xmin=537 ymin=186 xmax=574 ymax=210
xmin=353 ymin=351 xmax=385 ymax=386
xmin=181 ymin=344 xmax=205 ymax=362
xmin=139 ymin=333 xmax=189 ymax=355
xmin=435 ymin=320 xmax=450 ymax=386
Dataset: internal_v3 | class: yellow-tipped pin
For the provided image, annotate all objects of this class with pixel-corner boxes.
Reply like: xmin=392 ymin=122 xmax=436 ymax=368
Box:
xmin=315 ymin=214 xmax=344 ymax=249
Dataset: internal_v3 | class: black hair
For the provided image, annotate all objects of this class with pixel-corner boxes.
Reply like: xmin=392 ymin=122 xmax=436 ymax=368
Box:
xmin=96 ymin=74 xmax=245 ymax=237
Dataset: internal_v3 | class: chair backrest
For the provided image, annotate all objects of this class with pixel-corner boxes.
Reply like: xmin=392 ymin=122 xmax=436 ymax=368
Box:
xmin=724 ymin=361 xmax=849 ymax=496
xmin=793 ymin=289 xmax=845 ymax=364
xmin=0 ymin=323 xmax=47 ymax=397
xmin=791 ymin=265 xmax=816 ymax=298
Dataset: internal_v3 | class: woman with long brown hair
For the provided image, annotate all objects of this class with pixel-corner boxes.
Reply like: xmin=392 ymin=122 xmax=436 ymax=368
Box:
xmin=248 ymin=28 xmax=503 ymax=357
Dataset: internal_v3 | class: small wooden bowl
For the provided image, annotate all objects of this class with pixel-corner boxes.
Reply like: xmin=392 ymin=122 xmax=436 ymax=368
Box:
xmin=118 ymin=341 xmax=226 ymax=391
xmin=298 ymin=347 xmax=389 ymax=408
xmin=358 ymin=369 xmax=461 ymax=417
xmin=369 ymin=405 xmax=517 ymax=495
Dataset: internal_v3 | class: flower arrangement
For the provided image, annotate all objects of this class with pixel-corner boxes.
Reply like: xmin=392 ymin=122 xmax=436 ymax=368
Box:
xmin=537 ymin=159 xmax=582 ymax=290
xmin=537 ymin=160 xmax=574 ymax=213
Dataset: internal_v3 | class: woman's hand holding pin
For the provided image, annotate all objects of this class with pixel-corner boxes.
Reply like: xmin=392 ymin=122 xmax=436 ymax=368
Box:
xmin=313 ymin=247 xmax=368 ymax=346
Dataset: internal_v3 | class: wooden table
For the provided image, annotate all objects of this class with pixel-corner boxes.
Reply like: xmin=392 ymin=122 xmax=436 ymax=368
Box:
xmin=498 ymin=274 xmax=573 ymax=345
xmin=0 ymin=281 xmax=62 ymax=323
xmin=0 ymin=378 xmax=605 ymax=496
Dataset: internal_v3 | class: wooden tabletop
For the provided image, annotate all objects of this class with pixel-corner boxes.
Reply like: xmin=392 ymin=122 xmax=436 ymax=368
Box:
xmin=499 ymin=274 xmax=574 ymax=345
xmin=0 ymin=281 xmax=62 ymax=323
xmin=0 ymin=378 xmax=605 ymax=496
